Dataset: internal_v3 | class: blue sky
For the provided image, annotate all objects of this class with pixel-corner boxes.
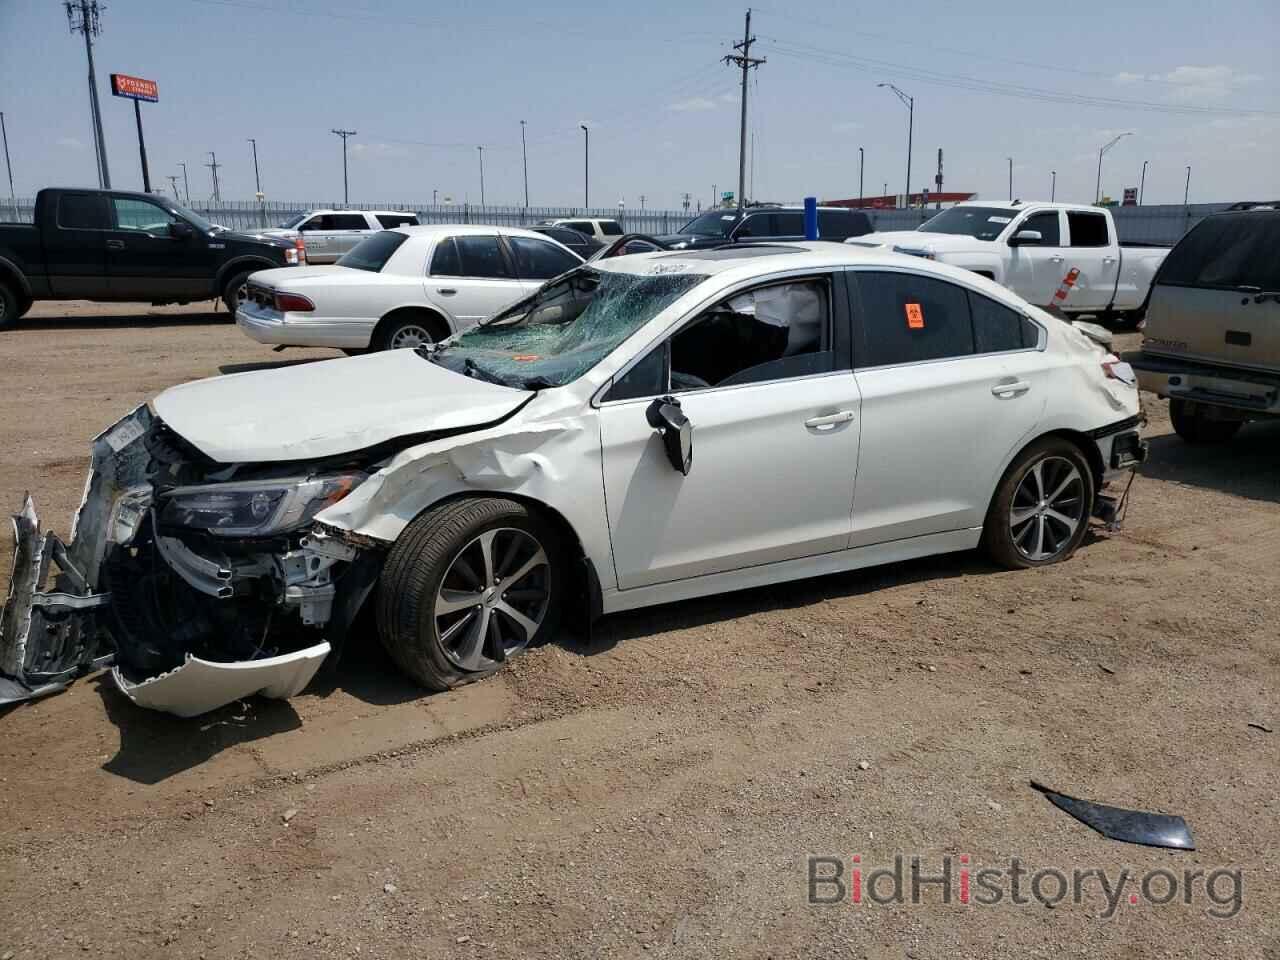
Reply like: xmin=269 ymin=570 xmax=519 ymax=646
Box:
xmin=2 ymin=0 xmax=1276 ymax=210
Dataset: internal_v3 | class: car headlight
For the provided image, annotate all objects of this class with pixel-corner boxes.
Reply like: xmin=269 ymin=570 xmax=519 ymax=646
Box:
xmin=158 ymin=472 xmax=366 ymax=537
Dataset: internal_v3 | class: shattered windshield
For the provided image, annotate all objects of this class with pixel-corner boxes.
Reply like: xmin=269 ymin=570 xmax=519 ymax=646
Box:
xmin=431 ymin=267 xmax=707 ymax=389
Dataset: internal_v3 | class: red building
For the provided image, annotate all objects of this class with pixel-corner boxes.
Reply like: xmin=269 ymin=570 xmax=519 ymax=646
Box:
xmin=825 ymin=192 xmax=976 ymax=210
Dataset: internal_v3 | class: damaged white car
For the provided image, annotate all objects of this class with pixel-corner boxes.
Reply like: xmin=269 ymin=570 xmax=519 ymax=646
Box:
xmin=1 ymin=244 xmax=1146 ymax=716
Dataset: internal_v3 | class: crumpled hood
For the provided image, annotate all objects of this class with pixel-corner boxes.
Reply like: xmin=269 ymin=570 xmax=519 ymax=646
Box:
xmin=851 ymin=230 xmax=991 ymax=255
xmin=152 ymin=350 xmax=531 ymax=463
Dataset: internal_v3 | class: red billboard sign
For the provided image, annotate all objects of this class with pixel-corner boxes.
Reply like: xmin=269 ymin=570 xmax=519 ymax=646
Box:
xmin=110 ymin=73 xmax=158 ymax=102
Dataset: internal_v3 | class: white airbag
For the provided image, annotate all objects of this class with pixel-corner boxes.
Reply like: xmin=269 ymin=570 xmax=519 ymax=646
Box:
xmin=112 ymin=641 xmax=331 ymax=717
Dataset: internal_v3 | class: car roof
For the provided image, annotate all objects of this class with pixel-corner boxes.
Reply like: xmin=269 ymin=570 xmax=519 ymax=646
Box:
xmin=390 ymin=223 xmax=581 ymax=244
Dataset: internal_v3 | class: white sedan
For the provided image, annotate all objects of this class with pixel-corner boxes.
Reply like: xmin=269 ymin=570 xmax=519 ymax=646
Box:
xmin=234 ymin=224 xmax=584 ymax=352
xmin=3 ymin=243 xmax=1146 ymax=714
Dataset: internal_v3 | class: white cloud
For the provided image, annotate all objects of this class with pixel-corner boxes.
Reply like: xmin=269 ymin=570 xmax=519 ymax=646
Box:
xmin=350 ymin=142 xmax=408 ymax=159
xmin=668 ymin=97 xmax=718 ymax=112
xmin=1113 ymin=65 xmax=1259 ymax=103
xmin=56 ymin=137 xmax=85 ymax=150
xmin=831 ymin=121 xmax=861 ymax=133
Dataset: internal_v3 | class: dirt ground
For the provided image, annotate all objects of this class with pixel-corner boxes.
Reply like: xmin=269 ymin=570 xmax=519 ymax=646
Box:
xmin=1 ymin=302 xmax=1277 ymax=959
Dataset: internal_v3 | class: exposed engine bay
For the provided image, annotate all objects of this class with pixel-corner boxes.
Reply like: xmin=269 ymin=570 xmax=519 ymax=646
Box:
xmin=1 ymin=406 xmax=381 ymax=716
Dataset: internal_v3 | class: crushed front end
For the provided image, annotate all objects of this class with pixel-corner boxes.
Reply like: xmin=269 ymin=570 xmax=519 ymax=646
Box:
xmin=1 ymin=406 xmax=380 ymax=716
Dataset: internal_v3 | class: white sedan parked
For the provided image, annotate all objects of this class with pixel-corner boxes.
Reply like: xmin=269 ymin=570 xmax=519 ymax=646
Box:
xmin=4 ymin=242 xmax=1147 ymax=714
xmin=235 ymin=225 xmax=584 ymax=352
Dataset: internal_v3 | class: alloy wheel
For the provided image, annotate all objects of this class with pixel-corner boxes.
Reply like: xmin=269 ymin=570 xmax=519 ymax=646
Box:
xmin=434 ymin=528 xmax=550 ymax=670
xmin=1009 ymin=455 xmax=1085 ymax=561
xmin=389 ymin=324 xmax=435 ymax=350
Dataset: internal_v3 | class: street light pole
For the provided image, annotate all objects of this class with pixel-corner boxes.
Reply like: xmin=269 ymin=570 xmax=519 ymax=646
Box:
xmin=1095 ymin=131 xmax=1132 ymax=204
xmin=0 ymin=112 xmax=17 ymax=221
xmin=520 ymin=120 xmax=529 ymax=209
xmin=580 ymin=124 xmax=589 ymax=209
xmin=1008 ymin=157 xmax=1013 ymax=201
xmin=877 ymin=82 xmax=913 ymax=209
xmin=1184 ymin=165 xmax=1191 ymax=205
xmin=178 ymin=161 xmax=190 ymax=205
xmin=248 ymin=137 xmax=264 ymax=225
xmin=858 ymin=146 xmax=864 ymax=204
xmin=1051 ymin=170 xmax=1056 ymax=202
xmin=477 ymin=145 xmax=485 ymax=207
xmin=1139 ymin=159 xmax=1148 ymax=205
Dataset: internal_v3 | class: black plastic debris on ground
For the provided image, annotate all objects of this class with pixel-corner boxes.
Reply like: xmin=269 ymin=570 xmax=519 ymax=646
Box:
xmin=1030 ymin=780 xmax=1195 ymax=851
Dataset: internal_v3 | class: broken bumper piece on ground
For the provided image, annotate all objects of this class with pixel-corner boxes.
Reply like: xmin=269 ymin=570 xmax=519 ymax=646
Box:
xmin=1 ymin=406 xmax=354 ymax=717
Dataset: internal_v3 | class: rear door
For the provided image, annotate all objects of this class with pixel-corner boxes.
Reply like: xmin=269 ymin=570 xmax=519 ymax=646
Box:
xmin=1145 ymin=213 xmax=1280 ymax=371
xmin=1005 ymin=210 xmax=1067 ymax=307
xmin=43 ymin=192 xmax=109 ymax=297
xmin=1064 ymin=210 xmax=1116 ymax=310
xmin=105 ymin=195 xmax=212 ymax=300
xmin=847 ymin=269 xmax=1047 ymax=547
xmin=425 ymin=234 xmax=525 ymax=328
xmin=326 ymin=213 xmax=375 ymax=260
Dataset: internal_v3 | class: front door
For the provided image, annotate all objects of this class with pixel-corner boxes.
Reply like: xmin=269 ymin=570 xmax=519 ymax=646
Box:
xmin=599 ymin=273 xmax=860 ymax=589
xmin=105 ymin=196 xmax=211 ymax=300
xmin=846 ymin=270 xmax=1047 ymax=547
xmin=1005 ymin=210 xmax=1067 ymax=308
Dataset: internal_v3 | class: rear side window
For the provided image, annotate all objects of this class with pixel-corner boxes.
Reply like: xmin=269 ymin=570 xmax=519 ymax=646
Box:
xmin=56 ymin=193 xmax=108 ymax=230
xmin=335 ymin=230 xmax=408 ymax=272
xmin=329 ymin=214 xmax=369 ymax=230
xmin=562 ymin=221 xmax=594 ymax=235
xmin=1067 ymin=212 xmax=1109 ymax=247
xmin=551 ymin=228 xmax=587 ymax=246
xmin=455 ymin=236 xmax=512 ymax=278
xmin=376 ymin=214 xmax=418 ymax=229
xmin=772 ymin=212 xmax=805 ymax=236
xmin=969 ymin=291 xmax=1039 ymax=353
xmin=1020 ymin=211 xmax=1061 ymax=246
xmin=818 ymin=210 xmax=853 ymax=240
xmin=1157 ymin=214 xmax=1280 ymax=290
xmin=599 ymin=220 xmax=623 ymax=236
xmin=509 ymin=236 xmax=581 ymax=280
xmin=431 ymin=237 xmax=462 ymax=276
xmin=854 ymin=271 xmax=975 ymax=367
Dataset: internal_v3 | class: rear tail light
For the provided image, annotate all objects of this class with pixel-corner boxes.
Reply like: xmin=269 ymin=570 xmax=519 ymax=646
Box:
xmin=285 ymin=235 xmax=306 ymax=265
xmin=274 ymin=292 xmax=315 ymax=313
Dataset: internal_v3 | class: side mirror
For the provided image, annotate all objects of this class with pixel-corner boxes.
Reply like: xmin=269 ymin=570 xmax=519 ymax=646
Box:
xmin=169 ymin=221 xmax=194 ymax=240
xmin=1009 ymin=229 xmax=1043 ymax=246
xmin=645 ymin=396 xmax=692 ymax=476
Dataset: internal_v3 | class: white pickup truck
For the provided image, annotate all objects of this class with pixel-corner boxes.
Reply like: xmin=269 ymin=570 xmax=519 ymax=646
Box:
xmin=849 ymin=201 xmax=1169 ymax=323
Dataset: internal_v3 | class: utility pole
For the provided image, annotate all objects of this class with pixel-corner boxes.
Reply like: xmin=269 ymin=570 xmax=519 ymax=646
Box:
xmin=1095 ymin=131 xmax=1132 ymax=204
xmin=580 ymin=124 xmax=589 ymax=208
xmin=477 ymin=145 xmax=485 ymax=207
xmin=858 ymin=146 xmax=864 ymax=204
xmin=204 ymin=151 xmax=221 ymax=202
xmin=1051 ymin=170 xmax=1056 ymax=201
xmin=724 ymin=9 xmax=764 ymax=210
xmin=639 ymin=194 xmax=646 ymax=211
xmin=682 ymin=192 xmax=691 ymax=212
xmin=178 ymin=161 xmax=190 ymax=205
xmin=331 ymin=128 xmax=356 ymax=204
xmin=248 ymin=138 xmax=264 ymax=225
xmin=65 ymin=1 xmax=111 ymax=188
xmin=935 ymin=148 xmax=943 ymax=208
xmin=1139 ymin=160 xmax=1148 ymax=205
xmin=1 ymin=112 xmax=16 ymax=221
xmin=877 ymin=83 xmax=912 ymax=209
xmin=1184 ymin=165 xmax=1191 ymax=205
xmin=1007 ymin=157 xmax=1013 ymax=201
xmin=520 ymin=120 xmax=529 ymax=209
xmin=167 ymin=174 xmax=179 ymax=201
xmin=432 ymin=188 xmax=437 ymax=206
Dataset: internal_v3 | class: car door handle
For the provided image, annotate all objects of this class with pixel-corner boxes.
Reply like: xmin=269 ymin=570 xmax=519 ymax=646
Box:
xmin=1102 ymin=256 xmax=1117 ymax=264
xmin=804 ymin=410 xmax=855 ymax=429
xmin=1048 ymin=255 xmax=1064 ymax=263
xmin=992 ymin=381 xmax=1031 ymax=398
xmin=436 ymin=288 xmax=457 ymax=296
xmin=106 ymin=239 xmax=125 ymax=250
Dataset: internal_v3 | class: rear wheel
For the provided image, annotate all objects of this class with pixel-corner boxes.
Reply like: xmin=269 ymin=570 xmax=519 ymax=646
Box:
xmin=374 ymin=311 xmax=448 ymax=351
xmin=1169 ymin=398 xmax=1242 ymax=444
xmin=221 ymin=270 xmax=256 ymax=316
xmin=376 ymin=498 xmax=563 ymax=691
xmin=983 ymin=437 xmax=1095 ymax=569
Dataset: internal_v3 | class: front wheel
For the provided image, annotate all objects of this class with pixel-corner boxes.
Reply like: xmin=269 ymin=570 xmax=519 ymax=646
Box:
xmin=376 ymin=498 xmax=563 ymax=691
xmin=221 ymin=270 xmax=256 ymax=316
xmin=1169 ymin=398 xmax=1242 ymax=445
xmin=983 ymin=438 xmax=1095 ymax=569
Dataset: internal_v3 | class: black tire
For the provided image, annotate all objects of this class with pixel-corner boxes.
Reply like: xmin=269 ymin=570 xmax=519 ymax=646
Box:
xmin=982 ymin=437 xmax=1095 ymax=570
xmin=1168 ymin=398 xmax=1242 ymax=445
xmin=221 ymin=270 xmax=256 ymax=316
xmin=375 ymin=497 xmax=563 ymax=692
xmin=0 ymin=282 xmax=19 ymax=330
xmin=373 ymin=310 xmax=448 ymax=352
xmin=341 ymin=348 xmax=368 ymax=357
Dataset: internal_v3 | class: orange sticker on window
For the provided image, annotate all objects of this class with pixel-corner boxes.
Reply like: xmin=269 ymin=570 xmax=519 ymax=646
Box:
xmin=512 ymin=354 xmax=541 ymax=362
xmin=905 ymin=302 xmax=925 ymax=329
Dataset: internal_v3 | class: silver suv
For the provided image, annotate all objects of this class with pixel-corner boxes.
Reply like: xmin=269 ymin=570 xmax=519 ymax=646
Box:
xmin=1126 ymin=209 xmax=1280 ymax=443
xmin=262 ymin=209 xmax=419 ymax=264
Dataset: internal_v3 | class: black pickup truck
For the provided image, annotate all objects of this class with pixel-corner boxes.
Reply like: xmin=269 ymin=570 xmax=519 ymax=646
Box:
xmin=0 ymin=187 xmax=302 ymax=328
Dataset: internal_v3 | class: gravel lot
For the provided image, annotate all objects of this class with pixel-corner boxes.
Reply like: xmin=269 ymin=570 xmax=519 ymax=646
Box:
xmin=1 ymin=302 xmax=1277 ymax=959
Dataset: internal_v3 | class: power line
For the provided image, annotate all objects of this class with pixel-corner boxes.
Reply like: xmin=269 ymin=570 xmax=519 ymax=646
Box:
xmin=724 ymin=9 xmax=765 ymax=209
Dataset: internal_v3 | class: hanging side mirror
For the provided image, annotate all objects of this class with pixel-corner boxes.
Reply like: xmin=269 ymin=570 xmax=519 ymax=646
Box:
xmin=645 ymin=396 xmax=692 ymax=476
